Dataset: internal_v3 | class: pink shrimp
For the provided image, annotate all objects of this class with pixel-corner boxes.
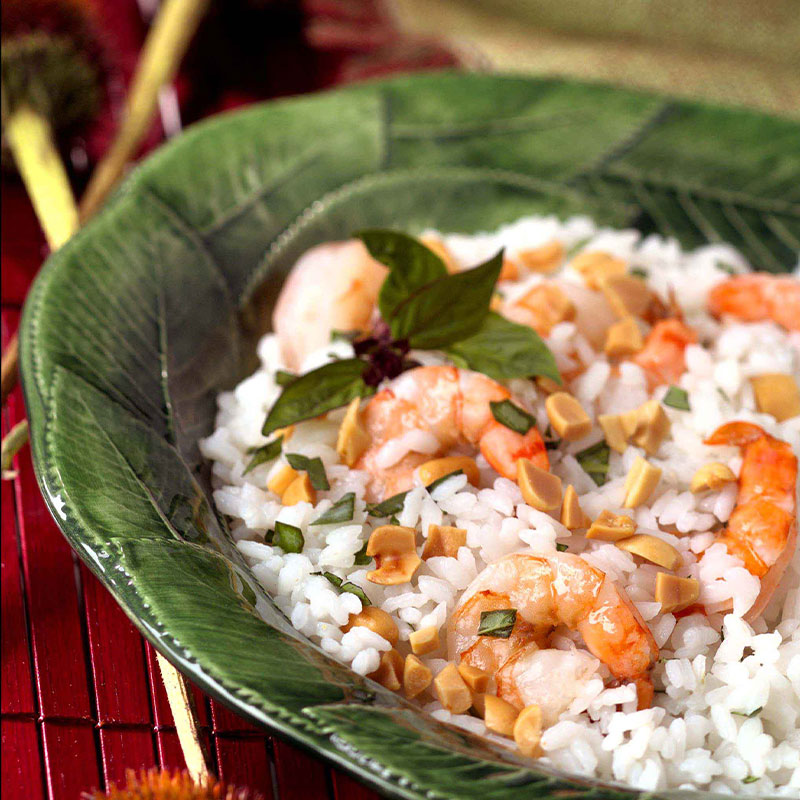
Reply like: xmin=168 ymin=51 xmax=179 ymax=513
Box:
xmin=708 ymin=274 xmax=800 ymax=333
xmin=355 ymin=366 xmax=548 ymax=501
xmin=632 ymin=318 xmax=698 ymax=389
xmin=704 ymin=422 xmax=798 ymax=619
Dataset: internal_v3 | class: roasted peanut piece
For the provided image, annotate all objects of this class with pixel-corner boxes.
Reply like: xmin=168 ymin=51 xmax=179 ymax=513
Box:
xmin=433 ymin=664 xmax=472 ymax=714
xmin=561 ymin=484 xmax=590 ymax=530
xmin=484 ymin=694 xmax=520 ymax=737
xmin=545 ymin=392 xmax=592 ymax=441
xmin=518 ymin=284 xmax=575 ymax=336
xmin=517 ymin=458 xmax=562 ymax=512
xmin=457 ymin=663 xmax=490 ymax=693
xmin=600 ymin=275 xmax=654 ymax=319
xmin=282 ymin=473 xmax=316 ymax=506
xmin=273 ymin=425 xmax=296 ymax=443
xmin=516 ymin=240 xmax=564 ymax=273
xmin=343 ymin=606 xmax=399 ymax=646
xmin=571 ymin=251 xmax=626 ymax=289
xmin=471 ymin=692 xmax=486 ymax=718
xmin=751 ymin=373 xmax=800 ymax=422
xmin=366 ymin=526 xmax=421 ymax=585
xmin=598 ymin=413 xmax=628 ymax=453
xmin=369 ymin=649 xmax=403 ymax=691
xmin=623 ymin=457 xmax=662 ymax=508
xmin=655 ymin=572 xmax=700 ymax=614
xmin=513 ymin=704 xmax=543 ymax=758
xmin=536 ymin=376 xmax=562 ymax=395
xmin=267 ymin=463 xmax=298 ymax=495
xmin=422 ymin=524 xmax=467 ymax=560
xmin=604 ymin=316 xmax=644 ymax=357
xmin=337 ymin=398 xmax=370 ymax=466
xmin=617 ymin=534 xmax=682 ymax=570
xmin=499 ymin=258 xmax=519 ymax=281
xmin=622 ymin=399 xmax=671 ymax=455
xmin=586 ymin=509 xmax=636 ymax=542
xmin=409 ymin=625 xmax=440 ymax=655
xmin=403 ymin=654 xmax=432 ymax=699
xmin=690 ymin=461 xmax=736 ymax=493
xmin=421 ymin=234 xmax=457 ymax=273
xmin=418 ymin=456 xmax=480 ymax=488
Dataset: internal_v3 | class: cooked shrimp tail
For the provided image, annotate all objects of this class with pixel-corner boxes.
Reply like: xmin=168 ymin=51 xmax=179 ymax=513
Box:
xmin=708 ymin=274 xmax=800 ymax=332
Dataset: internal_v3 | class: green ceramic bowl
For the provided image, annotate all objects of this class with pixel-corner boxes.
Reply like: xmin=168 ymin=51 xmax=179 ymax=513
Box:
xmin=19 ymin=73 xmax=799 ymax=799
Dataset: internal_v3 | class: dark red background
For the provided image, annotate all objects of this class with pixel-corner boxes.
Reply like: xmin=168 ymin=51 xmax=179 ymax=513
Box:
xmin=1 ymin=2 xmax=459 ymax=797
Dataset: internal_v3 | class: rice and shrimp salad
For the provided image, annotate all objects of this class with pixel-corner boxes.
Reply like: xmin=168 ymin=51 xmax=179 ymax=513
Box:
xmin=200 ymin=215 xmax=800 ymax=795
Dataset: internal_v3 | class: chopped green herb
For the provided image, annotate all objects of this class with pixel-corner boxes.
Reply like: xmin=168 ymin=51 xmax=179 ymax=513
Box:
xmin=366 ymin=491 xmax=408 ymax=518
xmin=576 ymin=440 xmax=611 ymax=486
xmin=556 ymin=543 xmax=568 ymax=552
xmin=330 ymin=329 xmax=359 ymax=343
xmin=388 ymin=515 xmax=401 ymax=526
xmin=477 ymin=608 xmax=517 ymax=638
xmin=742 ymin=776 xmax=759 ymax=784
xmin=630 ymin=267 xmax=649 ymax=279
xmin=311 ymin=493 xmax=355 ymax=526
xmin=663 ymin=385 xmax=691 ymax=411
xmin=243 ymin=436 xmax=283 ymax=475
xmin=316 ymin=571 xmax=371 ymax=605
xmin=717 ymin=261 xmax=737 ymax=275
xmin=564 ymin=236 xmax=592 ymax=260
xmin=273 ymin=521 xmax=304 ymax=553
xmin=732 ymin=707 xmax=762 ymax=718
xmin=264 ymin=529 xmax=275 ymax=544
xmin=490 ymin=399 xmax=535 ymax=434
xmin=426 ymin=469 xmax=463 ymax=493
xmin=717 ymin=387 xmax=729 ymax=402
xmin=286 ymin=453 xmax=330 ymax=490
xmin=274 ymin=370 xmax=297 ymax=387
xmin=353 ymin=541 xmax=371 ymax=566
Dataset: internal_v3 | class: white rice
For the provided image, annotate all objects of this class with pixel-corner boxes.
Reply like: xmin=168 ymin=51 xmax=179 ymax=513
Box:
xmin=201 ymin=215 xmax=800 ymax=795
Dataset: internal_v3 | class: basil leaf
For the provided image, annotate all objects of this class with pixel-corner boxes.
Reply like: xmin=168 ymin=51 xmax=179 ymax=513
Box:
xmin=556 ymin=543 xmax=568 ymax=552
xmin=742 ymin=777 xmax=758 ymax=784
xmin=425 ymin=469 xmax=463 ymax=494
xmin=477 ymin=608 xmax=517 ymax=638
xmin=273 ymin=521 xmax=304 ymax=553
xmin=446 ymin=312 xmax=561 ymax=383
xmin=663 ymin=385 xmax=691 ymax=411
xmin=263 ymin=359 xmax=373 ymax=435
xmin=330 ymin=329 xmax=359 ymax=343
xmin=317 ymin=571 xmax=372 ymax=605
xmin=242 ymin=435 xmax=283 ymax=475
xmin=732 ymin=707 xmax=762 ymax=718
xmin=275 ymin=370 xmax=297 ymax=387
xmin=366 ymin=491 xmax=408 ymax=518
xmin=356 ymin=229 xmax=448 ymax=320
xmin=311 ymin=493 xmax=355 ymax=525
xmin=353 ymin=540 xmax=371 ymax=566
xmin=576 ymin=440 xmax=610 ymax=486
xmin=388 ymin=250 xmax=504 ymax=349
xmin=286 ymin=453 xmax=329 ymax=490
xmin=717 ymin=261 xmax=737 ymax=275
xmin=490 ymin=399 xmax=535 ymax=434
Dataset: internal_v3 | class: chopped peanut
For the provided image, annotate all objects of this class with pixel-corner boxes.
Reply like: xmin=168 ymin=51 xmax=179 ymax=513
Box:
xmin=499 ymin=258 xmax=519 ymax=281
xmin=751 ymin=373 xmax=800 ymax=422
xmin=484 ymin=695 xmax=520 ymax=737
xmin=518 ymin=284 xmax=575 ymax=334
xmin=655 ymin=573 xmax=699 ymax=614
xmin=343 ymin=606 xmax=399 ymax=646
xmin=267 ymin=464 xmax=298 ymax=495
xmin=490 ymin=293 xmax=504 ymax=312
xmin=598 ymin=413 xmax=628 ymax=453
xmin=433 ymin=664 xmax=472 ymax=714
xmin=517 ymin=458 xmax=562 ymax=512
xmin=586 ymin=509 xmax=636 ymax=542
xmin=409 ymin=626 xmax=440 ymax=655
xmin=337 ymin=398 xmax=370 ymax=466
xmin=421 ymin=234 xmax=458 ymax=273
xmin=571 ymin=251 xmax=626 ymax=289
xmin=457 ymin=663 xmax=490 ymax=693
xmin=535 ymin=376 xmax=562 ymax=395
xmin=403 ymin=654 xmax=432 ymax=699
xmin=604 ymin=316 xmax=644 ymax=357
xmin=621 ymin=399 xmax=671 ymax=455
xmin=516 ymin=240 xmax=564 ymax=273
xmin=369 ymin=649 xmax=403 ymax=691
xmin=513 ymin=704 xmax=543 ymax=758
xmin=617 ymin=534 xmax=682 ymax=570
xmin=471 ymin=692 xmax=486 ymax=718
xmin=600 ymin=274 xmax=655 ymax=319
xmin=273 ymin=425 xmax=296 ymax=443
xmin=422 ymin=524 xmax=467 ymax=560
xmin=282 ymin=473 xmax=316 ymax=506
xmin=561 ymin=484 xmax=590 ymax=530
xmin=418 ymin=456 xmax=480 ymax=488
xmin=366 ymin=526 xmax=421 ymax=585
xmin=690 ymin=461 xmax=736 ymax=493
xmin=623 ymin=457 xmax=662 ymax=508
xmin=545 ymin=392 xmax=592 ymax=441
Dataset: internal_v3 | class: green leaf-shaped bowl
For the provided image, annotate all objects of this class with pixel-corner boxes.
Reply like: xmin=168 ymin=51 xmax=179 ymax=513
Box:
xmin=19 ymin=73 xmax=799 ymax=799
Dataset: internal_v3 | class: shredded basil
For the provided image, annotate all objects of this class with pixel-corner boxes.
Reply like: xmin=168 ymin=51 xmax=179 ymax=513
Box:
xmin=663 ymin=385 xmax=691 ymax=411
xmin=576 ymin=440 xmax=610 ymax=486
xmin=742 ymin=776 xmax=758 ymax=784
xmin=367 ymin=470 xmax=463 ymax=516
xmin=630 ymin=267 xmax=648 ymax=279
xmin=243 ymin=435 xmax=283 ymax=475
xmin=556 ymin=543 xmax=568 ymax=552
xmin=311 ymin=493 xmax=355 ymax=526
xmin=717 ymin=261 xmax=737 ymax=275
xmin=330 ymin=329 xmax=359 ymax=343
xmin=273 ymin=521 xmax=304 ymax=553
xmin=490 ymin=399 xmax=535 ymax=434
xmin=732 ymin=707 xmax=762 ymax=718
xmin=477 ymin=608 xmax=517 ymax=638
xmin=426 ymin=469 xmax=463 ymax=493
xmin=717 ymin=387 xmax=729 ymax=402
xmin=317 ymin=571 xmax=371 ymax=605
xmin=286 ymin=453 xmax=330 ymax=490
xmin=353 ymin=541 xmax=371 ymax=566
xmin=274 ymin=370 xmax=298 ymax=387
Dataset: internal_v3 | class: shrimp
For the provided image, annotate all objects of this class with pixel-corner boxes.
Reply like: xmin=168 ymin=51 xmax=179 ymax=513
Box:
xmin=632 ymin=318 xmax=697 ymax=388
xmin=448 ymin=553 xmax=659 ymax=714
xmin=708 ymin=274 xmax=800 ymax=332
xmin=273 ymin=240 xmax=386 ymax=370
xmin=355 ymin=366 xmax=548 ymax=500
xmin=704 ymin=421 xmax=798 ymax=619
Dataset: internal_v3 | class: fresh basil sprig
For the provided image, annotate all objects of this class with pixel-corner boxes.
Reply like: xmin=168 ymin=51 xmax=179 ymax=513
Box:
xmin=477 ymin=608 xmax=517 ymax=638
